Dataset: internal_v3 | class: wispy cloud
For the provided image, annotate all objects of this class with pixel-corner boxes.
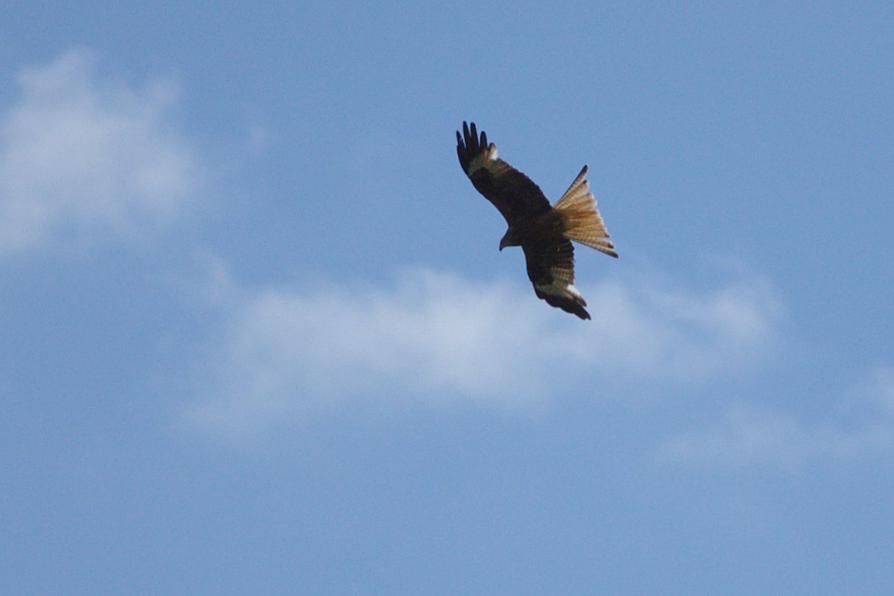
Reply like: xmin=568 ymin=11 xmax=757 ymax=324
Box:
xmin=661 ymin=366 xmax=894 ymax=467
xmin=185 ymin=267 xmax=781 ymax=436
xmin=0 ymin=49 xmax=198 ymax=254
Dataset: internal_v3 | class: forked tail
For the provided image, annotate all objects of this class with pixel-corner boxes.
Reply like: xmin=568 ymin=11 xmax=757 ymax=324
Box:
xmin=553 ymin=165 xmax=618 ymax=258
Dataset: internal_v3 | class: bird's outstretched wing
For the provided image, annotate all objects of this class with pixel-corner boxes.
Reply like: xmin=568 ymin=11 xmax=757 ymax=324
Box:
xmin=522 ymin=237 xmax=590 ymax=320
xmin=456 ymin=121 xmax=550 ymax=224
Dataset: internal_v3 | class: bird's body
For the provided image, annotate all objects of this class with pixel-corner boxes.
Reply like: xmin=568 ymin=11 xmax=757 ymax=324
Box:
xmin=456 ymin=121 xmax=617 ymax=320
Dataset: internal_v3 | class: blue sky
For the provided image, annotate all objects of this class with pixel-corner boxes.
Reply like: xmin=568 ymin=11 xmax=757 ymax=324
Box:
xmin=2 ymin=2 xmax=893 ymax=593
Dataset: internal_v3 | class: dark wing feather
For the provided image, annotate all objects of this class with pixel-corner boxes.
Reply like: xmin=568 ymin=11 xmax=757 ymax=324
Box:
xmin=456 ymin=121 xmax=551 ymax=225
xmin=522 ymin=237 xmax=590 ymax=320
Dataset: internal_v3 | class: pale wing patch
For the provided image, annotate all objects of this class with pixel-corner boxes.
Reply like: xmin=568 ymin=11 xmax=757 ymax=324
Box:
xmin=467 ymin=143 xmax=503 ymax=175
xmin=534 ymin=278 xmax=585 ymax=303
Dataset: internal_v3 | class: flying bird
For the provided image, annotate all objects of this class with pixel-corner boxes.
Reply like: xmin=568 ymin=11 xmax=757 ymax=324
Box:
xmin=456 ymin=121 xmax=618 ymax=320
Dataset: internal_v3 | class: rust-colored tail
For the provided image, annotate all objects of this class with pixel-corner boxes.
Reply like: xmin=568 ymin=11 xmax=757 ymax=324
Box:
xmin=553 ymin=165 xmax=618 ymax=258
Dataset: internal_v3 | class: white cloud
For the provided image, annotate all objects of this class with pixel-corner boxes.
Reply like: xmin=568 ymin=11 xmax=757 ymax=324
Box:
xmin=0 ymin=49 xmax=198 ymax=254
xmin=661 ymin=365 xmax=894 ymax=467
xmin=185 ymin=267 xmax=781 ymax=436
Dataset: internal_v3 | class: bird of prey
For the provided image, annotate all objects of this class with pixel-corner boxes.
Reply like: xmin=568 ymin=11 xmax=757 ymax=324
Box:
xmin=456 ymin=121 xmax=618 ymax=320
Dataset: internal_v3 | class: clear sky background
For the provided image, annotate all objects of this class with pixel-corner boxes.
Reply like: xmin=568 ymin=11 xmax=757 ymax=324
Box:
xmin=2 ymin=2 xmax=893 ymax=594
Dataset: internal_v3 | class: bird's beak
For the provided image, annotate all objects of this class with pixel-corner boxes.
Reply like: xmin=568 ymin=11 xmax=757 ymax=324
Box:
xmin=498 ymin=240 xmax=505 ymax=252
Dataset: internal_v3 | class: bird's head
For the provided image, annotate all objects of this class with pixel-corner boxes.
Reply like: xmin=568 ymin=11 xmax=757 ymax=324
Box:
xmin=499 ymin=228 xmax=518 ymax=251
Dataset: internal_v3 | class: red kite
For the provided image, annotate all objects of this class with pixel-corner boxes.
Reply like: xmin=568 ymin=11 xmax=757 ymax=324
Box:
xmin=456 ymin=121 xmax=618 ymax=320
